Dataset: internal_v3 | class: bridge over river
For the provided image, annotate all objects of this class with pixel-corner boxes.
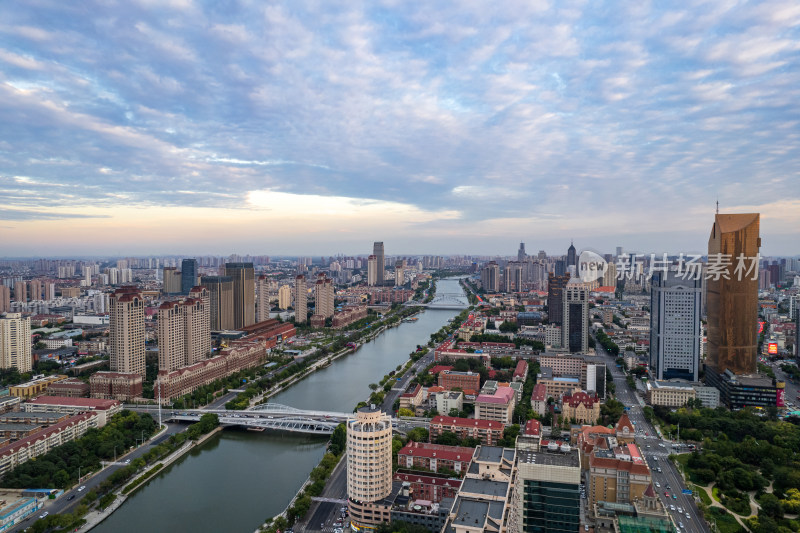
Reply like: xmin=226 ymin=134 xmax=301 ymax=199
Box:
xmin=127 ymin=403 xmax=431 ymax=435
xmin=405 ymin=292 xmax=469 ymax=309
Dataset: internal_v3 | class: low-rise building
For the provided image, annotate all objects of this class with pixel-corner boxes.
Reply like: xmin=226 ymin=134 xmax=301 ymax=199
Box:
xmin=512 ymin=360 xmax=528 ymax=382
xmin=0 ymin=412 xmax=98 ymax=475
xmin=399 ymin=384 xmax=424 ymax=412
xmin=0 ymin=497 xmax=41 ymax=531
xmin=645 ymin=381 xmax=695 ymax=408
xmin=536 ymin=371 xmax=580 ymax=401
xmin=398 ymin=442 xmax=474 ymax=475
xmin=90 ymin=371 xmax=143 ymax=401
xmin=436 ymin=391 xmax=464 ymax=415
xmin=429 ymin=416 xmax=504 ymax=446
xmin=0 ymin=411 xmax=70 ymax=427
xmin=0 ymin=423 xmax=42 ymax=441
xmin=475 ymin=386 xmax=515 ymax=424
xmin=47 ymin=378 xmax=90 ymax=398
xmin=444 ymin=446 xmax=518 ymax=533
xmin=561 ymin=391 xmax=601 ymax=425
xmin=392 ymin=469 xmax=461 ymax=503
xmin=9 ymin=375 xmax=69 ymax=399
xmin=438 ymin=370 xmax=481 ymax=391
xmin=23 ymin=396 xmax=120 ymax=427
xmin=530 ymin=383 xmax=548 ymax=417
xmin=588 ymin=443 xmax=652 ymax=512
xmin=154 ymin=342 xmax=268 ymax=402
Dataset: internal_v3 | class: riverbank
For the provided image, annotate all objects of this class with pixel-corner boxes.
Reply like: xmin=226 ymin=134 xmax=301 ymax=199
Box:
xmin=248 ymin=308 xmax=423 ymax=408
xmin=78 ymin=426 xmax=223 ymax=532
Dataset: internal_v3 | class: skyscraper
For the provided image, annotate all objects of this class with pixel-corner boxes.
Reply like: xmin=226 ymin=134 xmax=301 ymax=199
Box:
xmin=547 ymin=273 xmax=570 ymax=326
xmin=554 ymin=259 xmax=567 ymax=277
xmin=481 ymin=261 xmax=500 ymax=292
xmin=0 ymin=286 xmax=10 ymax=313
xmin=14 ymin=281 xmax=27 ymax=303
xmin=567 ymin=242 xmax=577 ymax=268
xmin=395 ymin=260 xmax=405 ymax=287
xmin=650 ymin=269 xmax=702 ymax=381
xmin=181 ymin=258 xmax=198 ymax=294
xmin=0 ymin=313 xmax=32 ymax=372
xmin=256 ymin=275 xmax=270 ymax=322
xmin=224 ymin=262 xmax=255 ymax=329
xmin=347 ymin=406 xmax=393 ymax=530
xmin=295 ymin=275 xmax=307 ymax=324
xmin=315 ymin=274 xmax=334 ymax=319
xmin=109 ymin=287 xmax=146 ymax=376
xmin=200 ymin=276 xmax=235 ymax=330
xmin=516 ymin=444 xmax=581 ymax=533
xmin=277 ymin=285 xmax=292 ymax=310
xmin=156 ymin=290 xmax=211 ymax=372
xmin=518 ymin=242 xmax=526 ymax=262
xmin=29 ymin=279 xmax=42 ymax=301
xmin=706 ymin=213 xmax=760 ymax=375
xmin=562 ymin=281 xmax=589 ymax=353
xmin=162 ymin=267 xmax=181 ymax=294
xmin=367 ymin=255 xmax=378 ymax=286
xmin=373 ymin=242 xmax=385 ymax=286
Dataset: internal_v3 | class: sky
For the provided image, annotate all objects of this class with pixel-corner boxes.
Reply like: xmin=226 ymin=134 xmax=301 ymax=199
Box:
xmin=0 ymin=0 xmax=798 ymax=257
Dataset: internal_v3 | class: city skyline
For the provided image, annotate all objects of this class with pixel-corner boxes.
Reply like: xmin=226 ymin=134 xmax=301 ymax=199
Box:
xmin=0 ymin=2 xmax=798 ymax=256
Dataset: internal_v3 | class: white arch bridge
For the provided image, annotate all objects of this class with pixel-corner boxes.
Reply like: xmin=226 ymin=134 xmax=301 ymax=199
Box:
xmin=406 ymin=292 xmax=469 ymax=309
xmin=128 ymin=403 xmax=429 ymax=436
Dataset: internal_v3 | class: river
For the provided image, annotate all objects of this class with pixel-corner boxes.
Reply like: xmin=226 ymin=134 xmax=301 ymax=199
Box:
xmin=93 ymin=277 xmax=468 ymax=533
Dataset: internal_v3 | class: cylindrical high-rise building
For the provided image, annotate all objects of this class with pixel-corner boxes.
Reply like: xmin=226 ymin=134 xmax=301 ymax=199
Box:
xmin=347 ymin=405 xmax=393 ymax=530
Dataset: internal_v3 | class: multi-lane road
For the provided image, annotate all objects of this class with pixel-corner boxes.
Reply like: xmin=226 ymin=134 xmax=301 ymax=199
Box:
xmin=596 ymin=341 xmax=710 ymax=533
xmin=7 ymin=423 xmax=186 ymax=533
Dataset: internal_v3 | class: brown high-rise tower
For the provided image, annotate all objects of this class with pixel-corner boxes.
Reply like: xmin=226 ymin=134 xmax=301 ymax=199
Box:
xmin=707 ymin=213 xmax=761 ymax=375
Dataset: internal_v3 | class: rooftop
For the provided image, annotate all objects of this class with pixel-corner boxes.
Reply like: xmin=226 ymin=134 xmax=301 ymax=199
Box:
xmin=518 ymin=448 xmax=580 ymax=468
xmin=26 ymin=396 xmax=120 ymax=410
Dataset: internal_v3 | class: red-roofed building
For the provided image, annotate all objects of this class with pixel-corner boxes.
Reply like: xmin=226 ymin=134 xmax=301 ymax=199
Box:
xmin=615 ymin=413 xmax=636 ymax=444
xmin=392 ymin=470 xmax=461 ymax=503
xmin=428 ymin=365 xmax=454 ymax=376
xmin=24 ymin=396 xmax=121 ymax=427
xmin=530 ymin=383 xmax=548 ymax=416
xmin=399 ymin=384 xmax=424 ymax=412
xmin=523 ymin=418 xmax=541 ymax=437
xmin=429 ymin=416 xmax=504 ymax=445
xmin=89 ymin=371 xmax=143 ymax=402
xmin=0 ymin=412 xmax=99 ymax=475
xmin=588 ymin=451 xmax=652 ymax=511
xmin=513 ymin=360 xmax=528 ymax=382
xmin=397 ymin=442 xmax=473 ymax=474
xmin=438 ymin=370 xmax=480 ymax=392
xmin=561 ymin=391 xmax=600 ymax=425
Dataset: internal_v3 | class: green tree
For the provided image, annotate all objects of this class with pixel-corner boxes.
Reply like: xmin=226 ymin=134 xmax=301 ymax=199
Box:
xmin=407 ymin=427 xmax=429 ymax=442
xmin=435 ymin=431 xmax=460 ymax=446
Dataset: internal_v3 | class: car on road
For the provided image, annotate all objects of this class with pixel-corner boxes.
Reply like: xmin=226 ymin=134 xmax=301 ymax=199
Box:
xmin=78 ymin=486 xmax=86 ymax=492
xmin=39 ymin=512 xmax=49 ymax=519
xmin=655 ymin=482 xmax=660 ymax=488
xmin=673 ymin=494 xmax=677 ymax=499
xmin=686 ymin=513 xmax=691 ymax=519
xmin=670 ymin=505 xmax=675 ymax=511
xmin=124 ymin=459 xmax=130 ymax=464
xmin=68 ymin=494 xmax=76 ymax=500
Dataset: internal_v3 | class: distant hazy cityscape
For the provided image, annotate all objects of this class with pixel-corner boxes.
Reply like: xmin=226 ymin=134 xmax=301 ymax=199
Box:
xmin=0 ymin=211 xmax=797 ymax=533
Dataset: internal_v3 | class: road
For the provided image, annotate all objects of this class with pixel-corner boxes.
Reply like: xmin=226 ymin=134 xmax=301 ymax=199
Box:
xmin=595 ymin=339 xmax=710 ymax=533
xmin=296 ymin=456 xmax=349 ymax=533
xmin=380 ymin=347 xmax=436 ymax=414
xmin=8 ymin=423 xmax=185 ymax=533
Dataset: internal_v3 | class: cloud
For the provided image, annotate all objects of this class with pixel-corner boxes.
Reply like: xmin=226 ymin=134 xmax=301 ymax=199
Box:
xmin=0 ymin=208 xmax=110 ymax=221
xmin=0 ymin=0 xmax=797 ymax=254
